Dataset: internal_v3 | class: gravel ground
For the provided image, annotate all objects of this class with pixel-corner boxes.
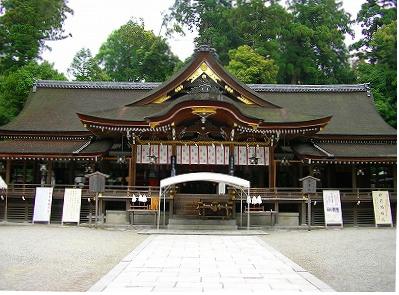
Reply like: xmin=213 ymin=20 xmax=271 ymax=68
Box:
xmin=0 ymin=224 xmax=146 ymax=291
xmin=261 ymin=227 xmax=397 ymax=292
xmin=0 ymin=225 xmax=396 ymax=292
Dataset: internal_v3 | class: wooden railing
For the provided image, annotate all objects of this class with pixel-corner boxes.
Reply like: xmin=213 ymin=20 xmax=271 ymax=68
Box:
xmin=5 ymin=184 xmax=160 ymax=200
xmin=4 ymin=184 xmax=396 ymax=202
xmin=249 ymin=187 xmax=397 ymax=201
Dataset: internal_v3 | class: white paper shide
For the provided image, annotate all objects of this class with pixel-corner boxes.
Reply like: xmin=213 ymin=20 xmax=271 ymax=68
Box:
xmin=322 ymin=190 xmax=343 ymax=226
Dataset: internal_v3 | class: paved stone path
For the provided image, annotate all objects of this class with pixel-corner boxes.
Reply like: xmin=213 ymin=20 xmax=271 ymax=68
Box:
xmin=90 ymin=235 xmax=334 ymax=293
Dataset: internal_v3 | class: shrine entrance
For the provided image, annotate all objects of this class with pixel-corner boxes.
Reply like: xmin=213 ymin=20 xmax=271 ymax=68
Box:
xmin=157 ymin=172 xmax=250 ymax=229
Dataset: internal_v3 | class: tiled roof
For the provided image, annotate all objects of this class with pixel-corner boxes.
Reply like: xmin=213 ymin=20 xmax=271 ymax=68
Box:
xmin=293 ymin=142 xmax=397 ymax=159
xmin=36 ymin=80 xmax=369 ymax=93
xmin=0 ymin=80 xmax=394 ymax=136
xmin=0 ymin=139 xmax=112 ymax=156
xmin=35 ymin=80 xmax=160 ymax=90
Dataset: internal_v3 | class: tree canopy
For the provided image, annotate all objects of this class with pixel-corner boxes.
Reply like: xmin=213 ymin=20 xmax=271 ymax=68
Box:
xmin=351 ymin=0 xmax=397 ymax=127
xmin=0 ymin=0 xmax=73 ymax=73
xmin=163 ymin=0 xmax=355 ymax=85
xmin=68 ymin=48 xmax=109 ymax=81
xmin=226 ymin=45 xmax=278 ymax=84
xmin=0 ymin=61 xmax=66 ymax=125
xmin=96 ymin=20 xmax=181 ymax=82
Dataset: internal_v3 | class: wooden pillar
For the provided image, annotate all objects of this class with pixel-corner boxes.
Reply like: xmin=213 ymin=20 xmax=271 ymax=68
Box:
xmin=129 ymin=144 xmax=137 ymax=187
xmin=327 ymin=165 xmax=332 ymax=188
xmin=5 ymin=160 xmax=11 ymax=184
xmin=22 ymin=161 xmax=27 ymax=184
xmin=268 ymin=146 xmax=276 ymax=189
xmin=46 ymin=160 xmax=52 ymax=185
xmin=352 ymin=165 xmax=357 ymax=192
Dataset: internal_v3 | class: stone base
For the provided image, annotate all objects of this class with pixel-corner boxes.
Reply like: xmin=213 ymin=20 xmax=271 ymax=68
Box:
xmin=277 ymin=212 xmax=299 ymax=226
xmin=238 ymin=211 xmax=276 ymax=226
xmin=105 ymin=210 xmax=129 ymax=224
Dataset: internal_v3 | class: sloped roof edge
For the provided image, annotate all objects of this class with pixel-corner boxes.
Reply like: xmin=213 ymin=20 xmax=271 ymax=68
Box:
xmin=35 ymin=80 xmax=370 ymax=93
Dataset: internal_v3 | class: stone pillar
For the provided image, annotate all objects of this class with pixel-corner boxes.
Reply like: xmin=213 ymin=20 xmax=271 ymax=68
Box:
xmin=274 ymin=201 xmax=279 ymax=224
xmin=300 ymin=201 xmax=307 ymax=225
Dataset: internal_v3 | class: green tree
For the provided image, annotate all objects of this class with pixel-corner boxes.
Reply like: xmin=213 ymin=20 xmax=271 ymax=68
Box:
xmin=226 ymin=45 xmax=278 ymax=84
xmin=0 ymin=61 xmax=66 ymax=125
xmin=96 ymin=20 xmax=180 ymax=82
xmin=164 ymin=0 xmax=354 ymax=84
xmin=283 ymin=0 xmax=355 ymax=84
xmin=351 ymin=0 xmax=397 ymax=61
xmin=0 ymin=0 xmax=73 ymax=73
xmin=355 ymin=21 xmax=397 ymax=127
xmin=68 ymin=48 xmax=109 ymax=81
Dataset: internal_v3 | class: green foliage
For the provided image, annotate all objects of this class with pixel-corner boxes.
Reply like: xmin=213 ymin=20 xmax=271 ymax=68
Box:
xmin=226 ymin=45 xmax=278 ymax=84
xmin=96 ymin=20 xmax=180 ymax=82
xmin=164 ymin=0 xmax=355 ymax=84
xmin=68 ymin=48 xmax=109 ymax=81
xmin=282 ymin=0 xmax=355 ymax=84
xmin=351 ymin=0 xmax=397 ymax=61
xmin=0 ymin=0 xmax=73 ymax=73
xmin=355 ymin=21 xmax=397 ymax=127
xmin=0 ymin=61 xmax=66 ymax=125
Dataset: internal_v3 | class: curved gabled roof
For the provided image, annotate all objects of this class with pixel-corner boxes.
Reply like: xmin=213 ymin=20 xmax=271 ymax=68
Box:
xmin=125 ymin=45 xmax=281 ymax=108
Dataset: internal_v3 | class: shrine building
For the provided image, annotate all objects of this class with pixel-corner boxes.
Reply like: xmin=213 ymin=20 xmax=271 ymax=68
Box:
xmin=0 ymin=46 xmax=396 ymax=227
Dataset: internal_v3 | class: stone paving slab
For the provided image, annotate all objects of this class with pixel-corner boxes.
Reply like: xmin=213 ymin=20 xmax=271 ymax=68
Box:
xmin=89 ymin=235 xmax=334 ymax=293
xmin=138 ymin=229 xmax=269 ymax=235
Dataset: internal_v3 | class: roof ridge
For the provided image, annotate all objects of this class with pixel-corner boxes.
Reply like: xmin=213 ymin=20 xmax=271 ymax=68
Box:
xmin=35 ymin=80 xmax=370 ymax=93
xmin=34 ymin=80 xmax=160 ymax=90
xmin=248 ymin=83 xmax=370 ymax=92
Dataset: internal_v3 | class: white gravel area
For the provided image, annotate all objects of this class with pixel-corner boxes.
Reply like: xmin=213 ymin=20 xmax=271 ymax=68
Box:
xmin=0 ymin=224 xmax=147 ymax=291
xmin=0 ymin=225 xmax=396 ymax=292
xmin=261 ymin=227 xmax=397 ymax=292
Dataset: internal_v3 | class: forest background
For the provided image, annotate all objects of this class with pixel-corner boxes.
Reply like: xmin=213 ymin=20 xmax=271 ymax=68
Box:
xmin=0 ymin=0 xmax=396 ymax=127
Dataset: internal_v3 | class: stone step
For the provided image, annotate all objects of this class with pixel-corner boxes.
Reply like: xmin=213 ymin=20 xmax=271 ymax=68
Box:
xmin=168 ymin=218 xmax=236 ymax=226
xmin=167 ymin=224 xmax=238 ymax=230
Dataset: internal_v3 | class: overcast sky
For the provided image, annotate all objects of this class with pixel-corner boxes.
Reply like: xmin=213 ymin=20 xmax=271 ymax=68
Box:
xmin=42 ymin=0 xmax=366 ymax=77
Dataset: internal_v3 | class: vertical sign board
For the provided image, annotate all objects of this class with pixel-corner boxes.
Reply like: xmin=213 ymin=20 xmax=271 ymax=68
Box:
xmin=33 ymin=187 xmax=54 ymax=223
xmin=322 ymin=190 xmax=343 ymax=227
xmin=62 ymin=188 xmax=82 ymax=224
xmin=372 ymin=191 xmax=393 ymax=226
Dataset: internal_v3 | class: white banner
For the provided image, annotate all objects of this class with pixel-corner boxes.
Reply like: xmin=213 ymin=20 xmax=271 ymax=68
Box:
xmin=135 ymin=144 xmax=269 ymax=166
xmin=33 ymin=187 xmax=53 ymax=223
xmin=372 ymin=191 xmax=393 ymax=226
xmin=322 ymin=190 xmax=343 ymax=226
xmin=0 ymin=176 xmax=7 ymax=189
xmin=62 ymin=188 xmax=82 ymax=224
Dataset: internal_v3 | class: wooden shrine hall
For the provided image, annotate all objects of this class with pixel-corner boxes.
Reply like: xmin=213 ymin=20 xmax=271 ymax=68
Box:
xmin=0 ymin=45 xmax=396 ymax=227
